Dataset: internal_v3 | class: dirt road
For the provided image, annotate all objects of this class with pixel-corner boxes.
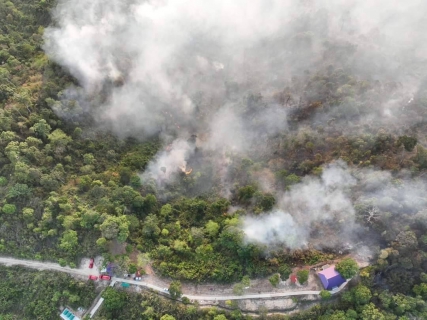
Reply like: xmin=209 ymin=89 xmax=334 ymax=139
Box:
xmin=0 ymin=256 xmax=99 ymax=276
xmin=0 ymin=256 xmax=322 ymax=300
xmin=110 ymin=277 xmax=321 ymax=300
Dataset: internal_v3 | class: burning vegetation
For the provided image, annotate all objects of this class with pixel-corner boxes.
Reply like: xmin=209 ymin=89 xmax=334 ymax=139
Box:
xmin=2 ymin=0 xmax=427 ymax=318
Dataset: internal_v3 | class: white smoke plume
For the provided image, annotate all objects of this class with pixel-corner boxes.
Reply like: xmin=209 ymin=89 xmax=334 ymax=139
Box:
xmin=43 ymin=0 xmax=427 ymax=250
xmin=243 ymin=211 xmax=307 ymax=250
xmin=44 ymin=0 xmax=427 ymax=141
xmin=141 ymin=138 xmax=195 ymax=185
xmin=242 ymin=160 xmax=427 ymax=250
xmin=242 ymin=160 xmax=357 ymax=249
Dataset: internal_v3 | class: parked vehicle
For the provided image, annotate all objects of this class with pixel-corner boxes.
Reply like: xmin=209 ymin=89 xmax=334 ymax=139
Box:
xmin=89 ymin=275 xmax=98 ymax=280
xmin=89 ymin=258 xmax=94 ymax=269
xmin=134 ymin=277 xmax=142 ymax=281
xmin=100 ymin=275 xmax=111 ymax=280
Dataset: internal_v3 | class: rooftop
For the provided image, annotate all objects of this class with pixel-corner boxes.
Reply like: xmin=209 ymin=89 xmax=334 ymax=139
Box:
xmin=60 ymin=308 xmax=81 ymax=320
xmin=318 ymin=265 xmax=340 ymax=279
xmin=317 ymin=265 xmax=346 ymax=290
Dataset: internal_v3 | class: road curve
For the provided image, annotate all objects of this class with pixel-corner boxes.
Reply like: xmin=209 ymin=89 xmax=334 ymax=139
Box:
xmin=0 ymin=256 xmax=321 ymax=301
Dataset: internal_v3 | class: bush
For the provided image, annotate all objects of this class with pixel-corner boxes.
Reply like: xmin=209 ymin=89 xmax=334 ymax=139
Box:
xmin=181 ymin=296 xmax=190 ymax=304
xmin=0 ymin=176 xmax=7 ymax=186
xmin=297 ymin=270 xmax=309 ymax=284
xmin=278 ymin=264 xmax=292 ymax=280
xmin=233 ymin=283 xmax=244 ymax=295
xmin=128 ymin=263 xmax=137 ymax=274
xmin=241 ymin=275 xmax=250 ymax=287
xmin=2 ymin=204 xmax=16 ymax=215
xmin=320 ymin=290 xmax=331 ymax=300
xmin=269 ymin=273 xmax=280 ymax=287
xmin=335 ymin=258 xmax=359 ymax=279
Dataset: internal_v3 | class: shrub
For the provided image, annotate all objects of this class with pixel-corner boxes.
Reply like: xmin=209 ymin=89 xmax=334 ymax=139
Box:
xmin=2 ymin=203 xmax=16 ymax=214
xmin=320 ymin=290 xmax=331 ymax=300
xmin=297 ymin=270 xmax=309 ymax=284
xmin=336 ymin=258 xmax=359 ymax=279
xmin=269 ymin=273 xmax=280 ymax=287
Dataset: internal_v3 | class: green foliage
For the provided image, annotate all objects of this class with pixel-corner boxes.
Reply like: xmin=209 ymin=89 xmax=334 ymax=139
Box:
xmin=335 ymin=258 xmax=358 ymax=279
xmin=238 ymin=185 xmax=256 ymax=202
xmin=168 ymin=280 xmax=182 ymax=299
xmin=278 ymin=264 xmax=292 ymax=280
xmin=241 ymin=275 xmax=251 ymax=287
xmin=297 ymin=270 xmax=309 ymax=284
xmin=99 ymin=215 xmax=130 ymax=242
xmin=0 ymin=176 xmax=8 ymax=186
xmin=360 ymin=303 xmax=386 ymax=320
xmin=205 ymin=220 xmax=220 ymax=237
xmin=0 ymin=265 xmax=96 ymax=320
xmin=128 ymin=263 xmax=137 ymax=274
xmin=413 ymin=283 xmax=427 ymax=299
xmin=102 ymin=287 xmax=126 ymax=311
xmin=2 ymin=203 xmax=16 ymax=215
xmin=160 ymin=315 xmax=176 ymax=320
xmin=397 ymin=135 xmax=417 ymax=152
xmin=320 ymin=290 xmax=331 ymax=300
xmin=142 ymin=214 xmax=161 ymax=239
xmin=2 ymin=3 xmax=427 ymax=319
xmin=59 ymin=230 xmax=78 ymax=252
xmin=7 ymin=183 xmax=31 ymax=199
xmin=269 ymin=273 xmax=280 ymax=287
xmin=160 ymin=203 xmax=173 ymax=217
xmin=181 ymin=296 xmax=190 ymax=304
xmin=233 ymin=283 xmax=244 ymax=295
xmin=352 ymin=285 xmax=372 ymax=305
xmin=22 ymin=207 xmax=34 ymax=220
xmin=30 ymin=119 xmax=51 ymax=139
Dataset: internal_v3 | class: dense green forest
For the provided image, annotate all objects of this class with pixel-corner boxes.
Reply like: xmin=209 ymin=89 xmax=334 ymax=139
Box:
xmin=0 ymin=266 xmax=96 ymax=320
xmin=2 ymin=0 xmax=427 ymax=319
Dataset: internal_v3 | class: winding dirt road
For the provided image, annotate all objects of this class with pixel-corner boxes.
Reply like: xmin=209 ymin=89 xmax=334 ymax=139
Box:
xmin=0 ymin=256 xmax=322 ymax=300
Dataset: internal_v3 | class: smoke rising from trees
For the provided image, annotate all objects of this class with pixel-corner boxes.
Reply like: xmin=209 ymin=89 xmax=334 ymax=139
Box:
xmin=43 ymin=0 xmax=427 ymax=250
xmin=242 ymin=160 xmax=427 ymax=249
xmin=243 ymin=160 xmax=357 ymax=249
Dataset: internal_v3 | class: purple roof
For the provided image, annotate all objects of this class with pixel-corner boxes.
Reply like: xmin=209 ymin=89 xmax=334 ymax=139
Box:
xmin=318 ymin=266 xmax=346 ymax=290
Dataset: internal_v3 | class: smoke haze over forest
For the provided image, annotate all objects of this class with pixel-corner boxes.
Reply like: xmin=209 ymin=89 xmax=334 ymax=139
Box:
xmin=43 ymin=0 xmax=427 ymax=250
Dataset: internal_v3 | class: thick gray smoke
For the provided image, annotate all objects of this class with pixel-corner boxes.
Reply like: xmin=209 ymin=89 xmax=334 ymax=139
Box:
xmin=242 ymin=160 xmax=427 ymax=249
xmin=141 ymin=138 xmax=195 ymax=185
xmin=44 ymin=0 xmax=427 ymax=140
xmin=44 ymin=0 xmax=427 ymax=249
xmin=243 ymin=161 xmax=357 ymax=249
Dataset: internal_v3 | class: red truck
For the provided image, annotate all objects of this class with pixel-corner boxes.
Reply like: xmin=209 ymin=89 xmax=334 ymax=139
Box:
xmin=100 ymin=275 xmax=111 ymax=280
xmin=89 ymin=258 xmax=94 ymax=269
xmin=89 ymin=275 xmax=98 ymax=280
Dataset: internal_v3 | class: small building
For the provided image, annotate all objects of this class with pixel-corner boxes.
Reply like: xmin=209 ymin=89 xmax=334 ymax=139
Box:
xmin=60 ymin=308 xmax=81 ymax=320
xmin=290 ymin=274 xmax=297 ymax=284
xmin=318 ymin=266 xmax=346 ymax=290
